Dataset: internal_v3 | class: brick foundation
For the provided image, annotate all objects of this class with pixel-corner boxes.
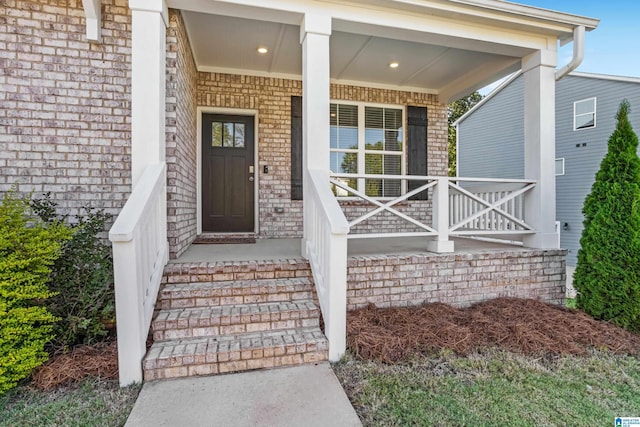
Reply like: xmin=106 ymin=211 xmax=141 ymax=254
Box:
xmin=346 ymin=248 xmax=567 ymax=310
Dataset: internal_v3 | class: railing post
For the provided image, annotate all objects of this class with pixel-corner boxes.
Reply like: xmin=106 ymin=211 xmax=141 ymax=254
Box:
xmin=112 ymin=239 xmax=146 ymax=385
xmin=427 ymin=177 xmax=454 ymax=253
xmin=326 ymin=229 xmax=348 ymax=361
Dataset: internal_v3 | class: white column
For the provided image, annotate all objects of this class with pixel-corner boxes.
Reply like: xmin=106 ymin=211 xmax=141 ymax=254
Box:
xmin=129 ymin=0 xmax=168 ymax=188
xmin=427 ymin=177 xmax=454 ymax=253
xmin=522 ymin=49 xmax=559 ymax=248
xmin=300 ymin=13 xmax=331 ymax=256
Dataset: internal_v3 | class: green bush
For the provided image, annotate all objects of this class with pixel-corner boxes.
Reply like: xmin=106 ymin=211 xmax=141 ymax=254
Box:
xmin=574 ymin=100 xmax=640 ymax=332
xmin=0 ymin=190 xmax=71 ymax=394
xmin=31 ymin=194 xmax=115 ymax=349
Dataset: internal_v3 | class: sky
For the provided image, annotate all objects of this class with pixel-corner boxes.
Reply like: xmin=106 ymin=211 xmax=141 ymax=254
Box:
xmin=481 ymin=1 xmax=640 ymax=93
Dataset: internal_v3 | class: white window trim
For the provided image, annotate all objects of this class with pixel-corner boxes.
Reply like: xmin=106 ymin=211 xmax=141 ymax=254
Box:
xmin=330 ymin=100 xmax=407 ymax=199
xmin=573 ymin=97 xmax=596 ymax=131
xmin=555 ymin=158 xmax=565 ymax=176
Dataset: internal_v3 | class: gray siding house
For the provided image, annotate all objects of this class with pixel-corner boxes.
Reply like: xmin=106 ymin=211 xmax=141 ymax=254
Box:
xmin=456 ymin=72 xmax=640 ymax=266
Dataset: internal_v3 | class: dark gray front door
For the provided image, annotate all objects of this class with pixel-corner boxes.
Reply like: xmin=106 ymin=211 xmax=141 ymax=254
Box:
xmin=201 ymin=113 xmax=255 ymax=232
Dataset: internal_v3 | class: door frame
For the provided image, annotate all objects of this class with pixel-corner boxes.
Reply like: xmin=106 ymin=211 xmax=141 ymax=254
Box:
xmin=197 ymin=107 xmax=259 ymax=235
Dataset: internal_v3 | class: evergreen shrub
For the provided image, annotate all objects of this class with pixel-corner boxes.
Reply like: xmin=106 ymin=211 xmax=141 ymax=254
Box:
xmin=31 ymin=194 xmax=115 ymax=348
xmin=574 ymin=101 xmax=640 ymax=332
xmin=0 ymin=190 xmax=71 ymax=394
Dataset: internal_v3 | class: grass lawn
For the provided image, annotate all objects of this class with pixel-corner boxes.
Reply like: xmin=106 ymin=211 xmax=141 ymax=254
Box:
xmin=0 ymin=377 xmax=140 ymax=427
xmin=334 ymin=350 xmax=640 ymax=426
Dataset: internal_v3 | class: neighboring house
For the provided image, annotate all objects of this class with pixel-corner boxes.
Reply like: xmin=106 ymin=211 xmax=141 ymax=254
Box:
xmin=0 ymin=0 xmax=597 ymax=385
xmin=456 ymin=72 xmax=640 ymax=267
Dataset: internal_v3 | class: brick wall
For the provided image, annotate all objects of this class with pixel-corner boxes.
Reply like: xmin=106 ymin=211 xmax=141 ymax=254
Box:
xmin=196 ymin=73 xmax=448 ymax=239
xmin=0 ymin=0 xmax=132 ymax=218
xmin=166 ymin=10 xmax=197 ymax=258
xmin=346 ymin=248 xmax=566 ymax=310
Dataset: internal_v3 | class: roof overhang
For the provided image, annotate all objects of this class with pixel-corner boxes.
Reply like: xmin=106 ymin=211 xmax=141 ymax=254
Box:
xmin=166 ymin=0 xmax=599 ymax=103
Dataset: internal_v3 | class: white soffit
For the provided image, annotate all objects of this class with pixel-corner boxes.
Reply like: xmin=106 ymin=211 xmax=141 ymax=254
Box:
xmin=182 ymin=11 xmax=519 ymax=96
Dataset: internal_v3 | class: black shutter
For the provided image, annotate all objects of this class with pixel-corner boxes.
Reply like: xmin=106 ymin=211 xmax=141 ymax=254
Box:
xmin=407 ymin=106 xmax=428 ymax=200
xmin=291 ymin=96 xmax=303 ymax=200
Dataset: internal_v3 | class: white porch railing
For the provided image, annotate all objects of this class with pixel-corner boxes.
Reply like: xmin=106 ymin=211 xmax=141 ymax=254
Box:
xmin=329 ymin=173 xmax=536 ymax=247
xmin=306 ymin=169 xmax=350 ymax=361
xmin=448 ymin=178 xmax=537 ymax=235
xmin=109 ymin=162 xmax=169 ymax=386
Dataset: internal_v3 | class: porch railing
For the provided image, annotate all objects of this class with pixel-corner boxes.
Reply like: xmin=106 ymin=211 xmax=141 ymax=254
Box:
xmin=306 ymin=169 xmax=349 ymax=361
xmin=109 ymin=162 xmax=169 ymax=386
xmin=329 ymin=173 xmax=536 ymax=245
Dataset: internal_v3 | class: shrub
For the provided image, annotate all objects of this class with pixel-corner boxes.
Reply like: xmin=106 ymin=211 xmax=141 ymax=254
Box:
xmin=31 ymin=194 xmax=115 ymax=349
xmin=0 ymin=190 xmax=71 ymax=394
xmin=574 ymin=100 xmax=640 ymax=332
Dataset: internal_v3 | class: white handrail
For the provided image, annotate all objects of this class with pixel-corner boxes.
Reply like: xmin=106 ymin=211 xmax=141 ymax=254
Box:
xmin=306 ymin=169 xmax=349 ymax=361
xmin=109 ymin=162 xmax=168 ymax=386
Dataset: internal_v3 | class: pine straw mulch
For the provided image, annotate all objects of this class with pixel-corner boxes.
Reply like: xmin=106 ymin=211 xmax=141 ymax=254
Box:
xmin=347 ymin=298 xmax=640 ymax=363
xmin=31 ymin=340 xmax=119 ymax=390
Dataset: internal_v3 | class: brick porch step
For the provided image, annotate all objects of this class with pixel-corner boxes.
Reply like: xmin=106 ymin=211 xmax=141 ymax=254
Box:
xmin=156 ymin=277 xmax=316 ymax=310
xmin=143 ymin=327 xmax=328 ymax=381
xmin=162 ymin=259 xmax=312 ymax=285
xmin=144 ymin=259 xmax=327 ymax=381
xmin=152 ymin=300 xmax=321 ymax=340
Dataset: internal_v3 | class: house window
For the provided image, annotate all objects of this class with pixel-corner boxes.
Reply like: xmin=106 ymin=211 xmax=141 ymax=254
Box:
xmin=574 ymin=98 xmax=596 ymax=130
xmin=330 ymin=103 xmax=404 ymax=197
xmin=555 ymin=158 xmax=565 ymax=176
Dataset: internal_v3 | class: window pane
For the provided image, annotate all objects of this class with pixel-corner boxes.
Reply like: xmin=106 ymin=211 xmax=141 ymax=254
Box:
xmin=337 ymin=104 xmax=358 ymax=127
xmin=384 ymin=108 xmax=402 ymax=130
xmin=365 ymin=107 xmax=383 ymax=129
xmin=575 ymin=99 xmax=595 ymax=115
xmin=234 ymin=123 xmax=245 ymax=147
xmin=383 ymin=154 xmax=401 ymax=175
xmin=365 ymin=154 xmax=401 ymax=197
xmin=332 ymin=177 xmax=357 ymax=197
xmin=330 ymin=104 xmax=337 ymax=126
xmin=212 ymin=122 xmax=222 ymax=147
xmin=385 ymin=130 xmax=402 ymax=151
xmin=331 ymin=126 xmax=358 ymax=149
xmin=576 ymin=114 xmax=594 ymax=129
xmin=223 ymin=123 xmax=234 ymax=147
xmin=330 ymin=151 xmax=358 ymax=174
xmin=365 ymin=129 xmax=384 ymax=150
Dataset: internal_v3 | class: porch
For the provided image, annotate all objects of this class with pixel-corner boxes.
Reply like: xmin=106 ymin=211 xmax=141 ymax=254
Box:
xmin=108 ymin=0 xmax=595 ymax=386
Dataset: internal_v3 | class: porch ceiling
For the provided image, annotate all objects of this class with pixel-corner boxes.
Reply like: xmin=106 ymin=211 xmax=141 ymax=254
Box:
xmin=175 ymin=0 xmax=597 ymax=102
xmin=182 ymin=11 xmax=522 ymax=98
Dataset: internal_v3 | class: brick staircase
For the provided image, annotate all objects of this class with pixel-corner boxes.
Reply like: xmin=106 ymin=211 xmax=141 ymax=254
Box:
xmin=143 ymin=259 xmax=329 ymax=381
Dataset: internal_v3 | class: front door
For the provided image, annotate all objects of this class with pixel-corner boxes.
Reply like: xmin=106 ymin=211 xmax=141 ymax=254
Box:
xmin=201 ymin=113 xmax=255 ymax=232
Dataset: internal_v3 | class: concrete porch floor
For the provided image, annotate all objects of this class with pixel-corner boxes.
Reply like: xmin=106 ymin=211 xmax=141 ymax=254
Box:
xmin=172 ymin=236 xmax=529 ymax=263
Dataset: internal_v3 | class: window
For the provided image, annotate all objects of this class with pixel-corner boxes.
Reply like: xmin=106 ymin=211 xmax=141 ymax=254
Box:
xmin=330 ymin=103 xmax=404 ymax=197
xmin=574 ymin=98 xmax=596 ymax=130
xmin=212 ymin=121 xmax=245 ymax=148
xmin=555 ymin=158 xmax=565 ymax=176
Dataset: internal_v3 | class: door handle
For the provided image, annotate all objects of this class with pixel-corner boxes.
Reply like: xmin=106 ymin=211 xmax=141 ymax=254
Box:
xmin=249 ymin=176 xmax=254 ymax=182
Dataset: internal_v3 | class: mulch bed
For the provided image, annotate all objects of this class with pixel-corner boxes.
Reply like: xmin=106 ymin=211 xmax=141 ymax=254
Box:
xmin=31 ymin=340 xmax=119 ymax=390
xmin=347 ymin=298 xmax=640 ymax=363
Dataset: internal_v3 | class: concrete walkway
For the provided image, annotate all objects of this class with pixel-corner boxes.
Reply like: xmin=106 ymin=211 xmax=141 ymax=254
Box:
xmin=125 ymin=363 xmax=362 ymax=427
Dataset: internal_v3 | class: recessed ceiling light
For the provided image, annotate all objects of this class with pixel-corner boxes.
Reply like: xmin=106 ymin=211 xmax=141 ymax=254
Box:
xmin=257 ymin=47 xmax=269 ymax=54
xmin=389 ymin=62 xmax=399 ymax=69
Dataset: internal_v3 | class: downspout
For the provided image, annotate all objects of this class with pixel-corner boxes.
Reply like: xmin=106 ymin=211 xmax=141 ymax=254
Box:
xmin=555 ymin=25 xmax=585 ymax=81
